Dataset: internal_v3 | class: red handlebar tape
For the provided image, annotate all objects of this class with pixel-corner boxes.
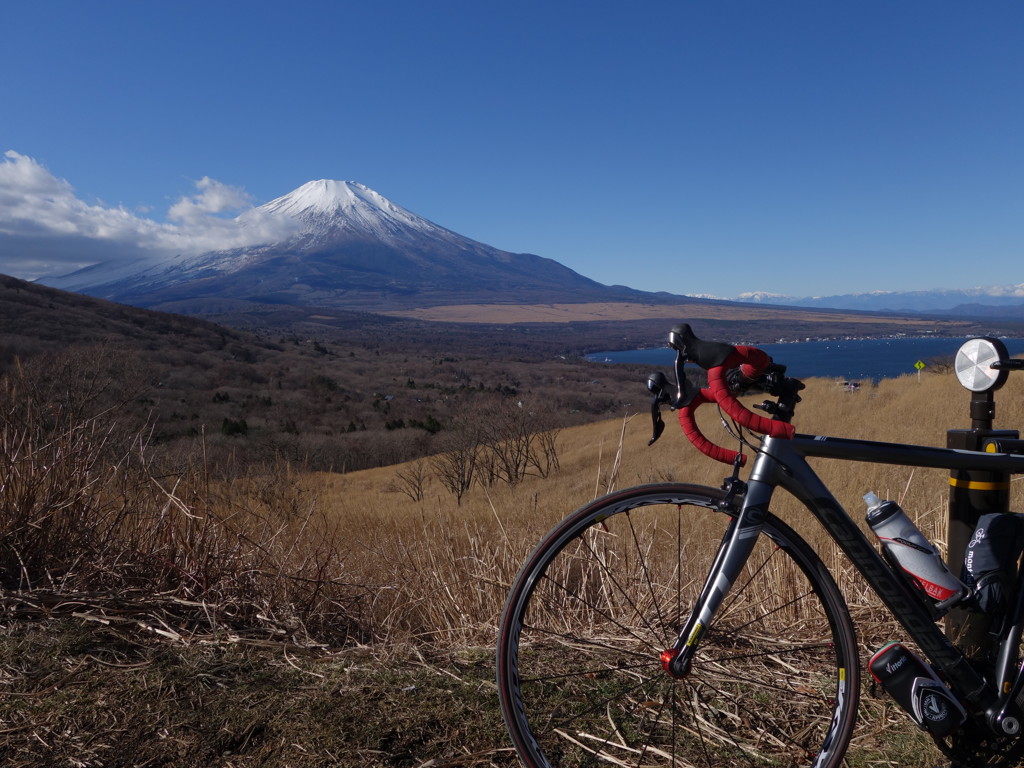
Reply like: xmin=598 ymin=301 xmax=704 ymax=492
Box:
xmin=678 ymin=346 xmax=795 ymax=465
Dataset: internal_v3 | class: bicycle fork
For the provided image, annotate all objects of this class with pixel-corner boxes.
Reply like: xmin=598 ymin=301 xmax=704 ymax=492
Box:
xmin=662 ymin=475 xmax=768 ymax=678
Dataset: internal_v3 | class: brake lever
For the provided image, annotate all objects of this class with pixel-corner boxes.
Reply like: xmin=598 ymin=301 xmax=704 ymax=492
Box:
xmin=646 ymin=350 xmax=699 ymax=446
xmin=647 ymin=372 xmax=669 ymax=445
xmin=648 ymin=399 xmax=666 ymax=446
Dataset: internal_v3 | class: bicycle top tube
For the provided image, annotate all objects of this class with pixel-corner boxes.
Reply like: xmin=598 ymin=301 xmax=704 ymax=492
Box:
xmin=781 ymin=432 xmax=1024 ymax=475
xmin=647 ymin=324 xmax=1024 ymax=470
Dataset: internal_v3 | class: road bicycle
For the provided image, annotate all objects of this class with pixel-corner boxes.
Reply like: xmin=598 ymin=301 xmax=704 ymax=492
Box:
xmin=497 ymin=324 xmax=1024 ymax=768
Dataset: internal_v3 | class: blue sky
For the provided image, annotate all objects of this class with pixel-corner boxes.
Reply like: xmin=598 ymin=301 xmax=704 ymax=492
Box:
xmin=1 ymin=1 xmax=1021 ymax=298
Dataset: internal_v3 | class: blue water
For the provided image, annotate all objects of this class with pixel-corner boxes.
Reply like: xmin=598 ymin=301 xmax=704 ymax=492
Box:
xmin=587 ymin=337 xmax=1024 ymax=383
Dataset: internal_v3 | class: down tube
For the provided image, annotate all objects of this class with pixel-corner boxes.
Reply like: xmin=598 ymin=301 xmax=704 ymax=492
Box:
xmin=756 ymin=442 xmax=994 ymax=713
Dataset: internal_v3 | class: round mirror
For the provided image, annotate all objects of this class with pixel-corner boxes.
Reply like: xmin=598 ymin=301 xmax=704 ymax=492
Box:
xmin=955 ymin=337 xmax=1009 ymax=392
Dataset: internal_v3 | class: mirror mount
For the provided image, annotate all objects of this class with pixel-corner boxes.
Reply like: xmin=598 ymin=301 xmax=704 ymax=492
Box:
xmin=955 ymin=338 xmax=1011 ymax=431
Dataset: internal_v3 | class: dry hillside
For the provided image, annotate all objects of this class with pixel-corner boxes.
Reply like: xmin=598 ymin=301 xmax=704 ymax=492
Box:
xmin=4 ymin=351 xmax=1024 ymax=766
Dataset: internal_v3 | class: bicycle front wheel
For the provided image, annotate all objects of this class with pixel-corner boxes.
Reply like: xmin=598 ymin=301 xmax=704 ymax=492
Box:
xmin=497 ymin=483 xmax=859 ymax=768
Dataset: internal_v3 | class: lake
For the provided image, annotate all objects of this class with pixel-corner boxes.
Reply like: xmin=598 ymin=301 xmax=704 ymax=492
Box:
xmin=586 ymin=337 xmax=1024 ymax=382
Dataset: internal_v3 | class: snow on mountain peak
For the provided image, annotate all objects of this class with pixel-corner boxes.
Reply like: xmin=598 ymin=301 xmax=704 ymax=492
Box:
xmin=253 ymin=178 xmax=457 ymax=247
xmin=735 ymin=291 xmax=793 ymax=302
xmin=262 ymin=180 xmax=377 ymax=217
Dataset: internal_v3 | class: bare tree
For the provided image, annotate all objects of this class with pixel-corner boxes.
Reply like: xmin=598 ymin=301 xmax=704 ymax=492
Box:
xmin=432 ymin=429 xmax=479 ymax=505
xmin=529 ymin=427 xmax=561 ymax=478
xmin=476 ymin=397 xmax=561 ymax=486
xmin=431 ymin=396 xmax=563 ymax=500
xmin=389 ymin=459 xmax=430 ymax=502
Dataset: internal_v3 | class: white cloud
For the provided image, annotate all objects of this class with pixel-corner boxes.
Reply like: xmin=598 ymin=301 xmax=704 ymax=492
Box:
xmin=167 ymin=176 xmax=253 ymax=223
xmin=0 ymin=151 xmax=298 ymax=281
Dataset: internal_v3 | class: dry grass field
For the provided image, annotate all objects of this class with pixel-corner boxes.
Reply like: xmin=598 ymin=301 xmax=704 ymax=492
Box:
xmin=378 ymin=300 xmax=971 ymax=331
xmin=4 ymin=356 xmax=1024 ymax=766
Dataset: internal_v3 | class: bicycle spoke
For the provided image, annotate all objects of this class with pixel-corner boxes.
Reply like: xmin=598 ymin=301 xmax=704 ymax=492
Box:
xmin=625 ymin=508 xmax=674 ymax=641
xmin=531 ymin=569 xmax=665 ymax=651
xmin=573 ymin=524 xmax=669 ymax=642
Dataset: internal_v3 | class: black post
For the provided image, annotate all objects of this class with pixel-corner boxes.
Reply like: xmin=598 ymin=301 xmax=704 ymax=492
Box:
xmin=945 ymin=388 xmax=1016 ymax=654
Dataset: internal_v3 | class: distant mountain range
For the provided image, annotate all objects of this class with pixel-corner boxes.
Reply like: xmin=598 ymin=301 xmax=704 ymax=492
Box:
xmin=729 ymin=286 xmax=1024 ymax=316
xmin=40 ymin=180 xmax=673 ymax=312
xmin=35 ymin=178 xmax=1024 ymax=317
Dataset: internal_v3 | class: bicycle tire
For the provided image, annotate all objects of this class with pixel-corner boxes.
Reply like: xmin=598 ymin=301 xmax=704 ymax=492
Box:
xmin=497 ymin=482 xmax=860 ymax=768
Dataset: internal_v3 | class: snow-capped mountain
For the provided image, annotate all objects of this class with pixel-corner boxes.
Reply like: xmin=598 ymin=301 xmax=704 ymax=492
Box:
xmin=42 ymin=179 xmax=641 ymax=310
xmin=732 ymin=286 xmax=1024 ymax=314
xmin=42 ymin=175 xmax=1020 ymax=317
xmin=249 ymin=179 xmax=462 ymax=248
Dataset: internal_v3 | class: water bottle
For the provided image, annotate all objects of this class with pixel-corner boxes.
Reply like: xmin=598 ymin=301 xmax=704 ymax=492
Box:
xmin=864 ymin=492 xmax=967 ymax=608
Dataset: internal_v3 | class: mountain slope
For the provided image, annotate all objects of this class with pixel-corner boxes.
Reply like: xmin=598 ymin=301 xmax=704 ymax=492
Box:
xmin=0 ymin=273 xmax=681 ymax=476
xmin=43 ymin=180 xmax=643 ymax=311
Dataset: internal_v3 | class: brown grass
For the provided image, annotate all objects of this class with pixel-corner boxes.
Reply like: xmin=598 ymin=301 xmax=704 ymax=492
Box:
xmin=4 ymin=356 xmax=1023 ymax=766
xmin=9 ymin=355 xmax=1016 ymax=647
xmin=322 ymin=367 xmax=1024 ymax=647
xmin=377 ymin=300 xmax=969 ymax=331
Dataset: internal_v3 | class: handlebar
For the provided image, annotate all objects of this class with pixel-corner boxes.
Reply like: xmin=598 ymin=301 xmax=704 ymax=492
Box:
xmin=647 ymin=324 xmax=803 ymax=466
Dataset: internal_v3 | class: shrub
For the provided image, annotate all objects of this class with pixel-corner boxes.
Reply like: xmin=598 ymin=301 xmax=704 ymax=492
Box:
xmin=221 ymin=417 xmax=249 ymax=436
xmin=0 ymin=348 xmax=363 ymax=645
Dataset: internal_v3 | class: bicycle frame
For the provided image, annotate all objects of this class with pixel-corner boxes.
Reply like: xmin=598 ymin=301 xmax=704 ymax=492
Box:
xmin=671 ymin=431 xmax=1024 ymax=728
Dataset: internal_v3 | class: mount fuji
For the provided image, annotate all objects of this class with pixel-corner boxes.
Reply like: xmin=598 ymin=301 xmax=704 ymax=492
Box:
xmin=42 ymin=180 xmax=648 ymax=311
